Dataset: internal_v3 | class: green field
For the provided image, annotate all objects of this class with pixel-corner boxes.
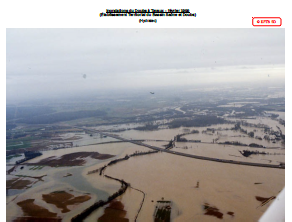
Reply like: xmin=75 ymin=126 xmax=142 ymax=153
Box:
xmin=6 ymin=140 xmax=31 ymax=150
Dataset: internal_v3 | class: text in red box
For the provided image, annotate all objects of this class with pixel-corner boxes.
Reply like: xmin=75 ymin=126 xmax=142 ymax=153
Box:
xmin=252 ymin=17 xmax=282 ymax=26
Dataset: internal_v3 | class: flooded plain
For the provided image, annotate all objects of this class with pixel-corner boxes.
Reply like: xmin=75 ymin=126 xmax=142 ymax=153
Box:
xmin=6 ymin=120 xmax=285 ymax=221
xmin=105 ymin=152 xmax=284 ymax=221
xmin=172 ymin=142 xmax=284 ymax=165
xmin=6 ymin=141 xmax=150 ymax=221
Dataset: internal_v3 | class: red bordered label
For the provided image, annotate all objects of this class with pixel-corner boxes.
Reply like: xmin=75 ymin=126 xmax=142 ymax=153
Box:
xmin=252 ymin=17 xmax=282 ymax=26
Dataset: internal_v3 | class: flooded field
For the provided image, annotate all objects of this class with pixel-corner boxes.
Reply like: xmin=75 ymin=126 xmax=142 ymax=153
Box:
xmin=84 ymin=189 xmax=143 ymax=222
xmin=105 ymin=152 xmax=284 ymax=221
xmin=173 ymin=142 xmax=284 ymax=165
xmin=114 ymin=125 xmax=232 ymax=141
xmin=6 ymin=142 xmax=150 ymax=221
xmin=72 ymin=133 xmax=119 ymax=147
xmin=183 ymin=127 xmax=284 ymax=148
xmin=6 ymin=28 xmax=285 ymax=222
xmin=95 ymin=123 xmax=145 ymax=131
xmin=267 ymin=111 xmax=285 ymax=120
xmin=116 ymin=128 xmax=184 ymax=141
xmin=227 ymin=117 xmax=285 ymax=134
xmin=6 ymin=120 xmax=285 ymax=221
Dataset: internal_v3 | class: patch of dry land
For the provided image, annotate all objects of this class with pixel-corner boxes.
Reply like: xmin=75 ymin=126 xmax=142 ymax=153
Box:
xmin=42 ymin=191 xmax=91 ymax=213
xmin=13 ymin=190 xmax=92 ymax=221
xmin=34 ymin=152 xmax=114 ymax=166
xmin=7 ymin=178 xmax=34 ymax=190
xmin=7 ymin=175 xmax=47 ymax=191
xmin=6 ymin=123 xmax=284 ymax=222
xmin=16 ymin=199 xmax=59 ymax=219
xmin=7 ymin=143 xmax=148 ymax=222
xmin=98 ymin=200 xmax=129 ymax=222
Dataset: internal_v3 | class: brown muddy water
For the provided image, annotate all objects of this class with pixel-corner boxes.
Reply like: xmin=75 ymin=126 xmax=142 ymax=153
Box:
xmin=171 ymin=142 xmax=285 ymax=165
xmin=227 ymin=117 xmax=285 ymax=134
xmin=6 ymin=123 xmax=285 ymax=221
xmin=115 ymin=124 xmax=233 ymax=142
xmin=6 ymin=142 xmax=150 ymax=222
xmin=105 ymin=152 xmax=284 ymax=221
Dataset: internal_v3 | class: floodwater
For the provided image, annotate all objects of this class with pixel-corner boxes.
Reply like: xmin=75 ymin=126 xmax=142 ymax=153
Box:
xmin=175 ymin=107 xmax=186 ymax=114
xmin=113 ymin=122 xmax=284 ymax=149
xmin=265 ymin=111 xmax=285 ymax=120
xmin=6 ymin=153 xmax=24 ymax=164
xmin=183 ymin=128 xmax=283 ymax=148
xmin=6 ymin=120 xmax=285 ymax=221
xmin=218 ymin=104 xmax=244 ymax=108
xmin=115 ymin=124 xmax=233 ymax=142
xmin=83 ymin=122 xmax=284 ymax=221
xmin=6 ymin=142 xmax=150 ymax=222
xmin=105 ymin=152 xmax=284 ymax=221
xmin=72 ymin=133 xmax=118 ymax=146
xmin=94 ymin=123 xmax=144 ymax=131
xmin=227 ymin=117 xmax=285 ymax=134
xmin=173 ymin=142 xmax=284 ymax=165
xmin=84 ymin=185 xmax=144 ymax=221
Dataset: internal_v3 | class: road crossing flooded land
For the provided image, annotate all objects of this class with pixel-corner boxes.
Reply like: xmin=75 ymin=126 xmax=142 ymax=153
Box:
xmin=105 ymin=151 xmax=284 ymax=221
xmin=6 ymin=120 xmax=285 ymax=221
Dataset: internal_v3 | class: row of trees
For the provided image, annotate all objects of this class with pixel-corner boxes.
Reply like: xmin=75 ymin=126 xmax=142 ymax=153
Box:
xmin=71 ymin=177 xmax=128 ymax=222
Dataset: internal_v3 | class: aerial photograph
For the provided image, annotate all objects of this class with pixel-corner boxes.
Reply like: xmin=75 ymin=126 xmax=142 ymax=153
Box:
xmin=6 ymin=29 xmax=285 ymax=221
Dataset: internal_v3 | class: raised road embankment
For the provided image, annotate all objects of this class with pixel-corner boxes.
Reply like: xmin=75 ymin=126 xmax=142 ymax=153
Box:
xmin=77 ymin=127 xmax=285 ymax=169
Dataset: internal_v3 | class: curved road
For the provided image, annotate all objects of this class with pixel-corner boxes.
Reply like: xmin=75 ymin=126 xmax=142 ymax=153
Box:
xmin=80 ymin=127 xmax=285 ymax=169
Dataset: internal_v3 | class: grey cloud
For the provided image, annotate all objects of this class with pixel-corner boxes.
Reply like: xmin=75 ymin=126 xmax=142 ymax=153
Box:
xmin=6 ymin=28 xmax=285 ymax=102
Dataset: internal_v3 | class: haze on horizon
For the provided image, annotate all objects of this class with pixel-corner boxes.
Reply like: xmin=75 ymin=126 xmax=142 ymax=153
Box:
xmin=6 ymin=28 xmax=285 ymax=103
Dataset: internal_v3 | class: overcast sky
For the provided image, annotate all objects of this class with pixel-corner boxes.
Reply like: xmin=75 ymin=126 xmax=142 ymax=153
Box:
xmin=6 ymin=28 xmax=285 ymax=102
